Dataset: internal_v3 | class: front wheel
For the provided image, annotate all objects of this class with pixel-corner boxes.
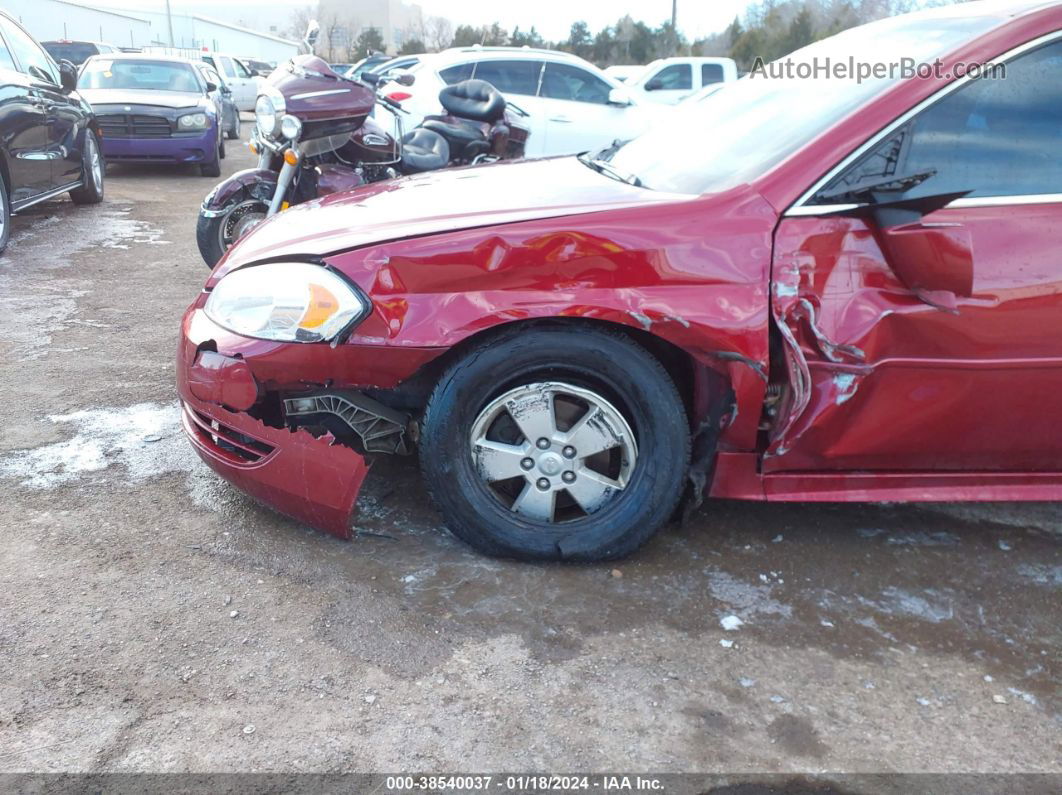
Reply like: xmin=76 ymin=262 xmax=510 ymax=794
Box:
xmin=226 ymin=110 xmax=241 ymax=140
xmin=419 ymin=325 xmax=690 ymax=561
xmin=195 ymin=193 xmax=268 ymax=267
xmin=70 ymin=131 xmax=104 ymax=205
xmin=200 ymin=130 xmax=222 ymax=177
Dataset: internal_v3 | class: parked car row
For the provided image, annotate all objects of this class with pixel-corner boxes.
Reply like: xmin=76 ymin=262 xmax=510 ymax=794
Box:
xmin=0 ymin=12 xmax=103 ymax=253
xmin=177 ymin=1 xmax=1062 ymax=562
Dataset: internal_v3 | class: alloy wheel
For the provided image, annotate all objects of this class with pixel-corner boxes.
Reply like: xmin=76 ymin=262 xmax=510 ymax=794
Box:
xmin=469 ymin=381 xmax=637 ymax=523
xmin=88 ymin=135 xmax=102 ymax=192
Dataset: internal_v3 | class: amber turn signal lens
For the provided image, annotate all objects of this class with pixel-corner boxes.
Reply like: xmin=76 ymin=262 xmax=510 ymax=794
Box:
xmin=248 ymin=140 xmax=258 ymax=154
xmin=283 ymin=149 xmax=298 ymax=166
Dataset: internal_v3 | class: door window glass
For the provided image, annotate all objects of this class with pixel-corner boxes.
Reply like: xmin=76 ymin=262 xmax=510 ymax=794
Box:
xmin=232 ymin=58 xmax=251 ymax=78
xmin=472 ymin=60 xmax=541 ymax=96
xmin=439 ymin=62 xmax=474 ymax=84
xmin=540 ymin=62 xmax=611 ymax=104
xmin=701 ymin=63 xmax=724 ymax=85
xmin=650 ymin=63 xmax=691 ymax=90
xmin=0 ymin=19 xmax=59 ymax=84
xmin=219 ymin=56 xmax=236 ymax=78
xmin=818 ymin=39 xmax=1062 ymax=202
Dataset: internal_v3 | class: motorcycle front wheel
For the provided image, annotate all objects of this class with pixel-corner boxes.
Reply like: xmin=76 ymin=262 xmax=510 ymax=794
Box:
xmin=196 ymin=193 xmax=269 ymax=268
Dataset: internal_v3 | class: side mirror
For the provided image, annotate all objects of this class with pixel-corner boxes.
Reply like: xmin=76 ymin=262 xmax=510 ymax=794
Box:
xmin=221 ymin=85 xmax=232 ymax=95
xmin=59 ymin=60 xmax=78 ymax=92
xmin=394 ymin=72 xmax=415 ymax=86
xmin=644 ymin=78 xmax=664 ymax=91
xmin=608 ymin=87 xmax=632 ymax=105
xmin=876 ymin=223 xmax=974 ymax=311
xmin=205 ymin=81 xmax=218 ymax=93
xmin=305 ymin=20 xmax=320 ymax=48
xmin=825 ymin=179 xmax=974 ymax=311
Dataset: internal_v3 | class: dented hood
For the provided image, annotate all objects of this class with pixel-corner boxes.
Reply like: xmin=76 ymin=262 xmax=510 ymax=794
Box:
xmin=211 ymin=156 xmax=684 ymax=281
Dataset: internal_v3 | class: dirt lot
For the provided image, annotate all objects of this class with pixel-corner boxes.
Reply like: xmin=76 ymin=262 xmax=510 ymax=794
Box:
xmin=0 ymin=130 xmax=1059 ymax=784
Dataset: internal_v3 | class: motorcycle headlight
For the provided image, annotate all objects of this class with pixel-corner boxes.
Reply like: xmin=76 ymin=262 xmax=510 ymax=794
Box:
xmin=280 ymin=114 xmax=302 ymax=141
xmin=178 ymin=112 xmax=209 ymax=130
xmin=255 ymin=87 xmax=285 ymax=138
xmin=204 ymin=262 xmax=370 ymax=343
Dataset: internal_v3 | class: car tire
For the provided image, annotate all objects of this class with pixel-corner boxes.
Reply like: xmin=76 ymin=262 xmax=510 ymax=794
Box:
xmin=195 ymin=190 xmax=268 ymax=267
xmin=69 ymin=131 xmax=105 ymax=205
xmin=200 ymin=131 xmax=222 ymax=177
xmin=226 ymin=111 xmax=241 ymax=140
xmin=0 ymin=176 xmax=10 ymax=255
xmin=419 ymin=324 xmax=690 ymax=562
xmin=219 ymin=134 xmax=226 ymax=160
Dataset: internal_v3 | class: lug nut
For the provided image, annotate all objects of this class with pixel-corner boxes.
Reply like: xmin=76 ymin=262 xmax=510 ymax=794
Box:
xmin=562 ymin=471 xmax=575 ymax=483
xmin=562 ymin=445 xmax=576 ymax=458
xmin=536 ymin=438 xmax=550 ymax=450
xmin=521 ymin=457 xmax=534 ymax=470
xmin=536 ymin=478 xmax=550 ymax=490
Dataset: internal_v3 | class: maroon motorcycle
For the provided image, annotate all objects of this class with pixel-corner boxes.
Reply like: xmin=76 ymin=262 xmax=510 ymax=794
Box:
xmin=196 ymin=51 xmax=529 ymax=267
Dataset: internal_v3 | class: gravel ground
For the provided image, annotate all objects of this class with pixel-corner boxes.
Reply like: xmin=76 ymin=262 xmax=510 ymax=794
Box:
xmin=0 ymin=130 xmax=1059 ymax=784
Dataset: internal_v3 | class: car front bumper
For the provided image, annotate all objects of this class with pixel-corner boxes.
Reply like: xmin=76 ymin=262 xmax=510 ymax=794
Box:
xmin=101 ymin=127 xmax=216 ymax=164
xmin=176 ymin=302 xmax=441 ymax=538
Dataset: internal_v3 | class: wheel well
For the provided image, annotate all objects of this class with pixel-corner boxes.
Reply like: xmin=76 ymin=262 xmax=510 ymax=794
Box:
xmin=366 ymin=317 xmax=714 ymax=426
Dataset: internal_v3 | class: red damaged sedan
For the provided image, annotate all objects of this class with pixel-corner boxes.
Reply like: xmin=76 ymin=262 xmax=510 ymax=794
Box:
xmin=177 ymin=0 xmax=1062 ymax=560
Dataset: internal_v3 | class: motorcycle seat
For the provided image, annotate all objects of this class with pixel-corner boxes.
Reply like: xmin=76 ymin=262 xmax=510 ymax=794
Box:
xmin=401 ymin=128 xmax=450 ymax=172
xmin=421 ymin=118 xmax=485 ymax=146
xmin=438 ymin=80 xmax=506 ymax=123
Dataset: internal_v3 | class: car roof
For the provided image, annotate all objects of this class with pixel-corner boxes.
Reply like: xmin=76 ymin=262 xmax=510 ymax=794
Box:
xmin=84 ymin=52 xmax=199 ymax=64
xmin=430 ymin=46 xmax=590 ymax=66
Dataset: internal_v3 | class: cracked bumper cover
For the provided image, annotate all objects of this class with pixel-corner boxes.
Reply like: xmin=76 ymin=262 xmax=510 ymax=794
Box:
xmin=177 ymin=306 xmax=376 ymax=539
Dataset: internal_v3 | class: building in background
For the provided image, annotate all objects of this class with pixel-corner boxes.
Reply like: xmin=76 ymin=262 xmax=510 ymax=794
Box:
xmin=6 ymin=0 xmax=299 ymax=64
xmin=317 ymin=0 xmax=424 ymax=55
xmin=6 ymin=0 xmax=150 ymax=50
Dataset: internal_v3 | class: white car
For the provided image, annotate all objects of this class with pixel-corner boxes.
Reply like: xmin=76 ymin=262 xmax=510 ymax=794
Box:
xmin=201 ymin=53 xmax=262 ymax=111
xmin=391 ymin=47 xmax=653 ymax=158
xmin=603 ymin=64 xmax=645 ymax=83
xmin=628 ymin=57 xmax=737 ymax=104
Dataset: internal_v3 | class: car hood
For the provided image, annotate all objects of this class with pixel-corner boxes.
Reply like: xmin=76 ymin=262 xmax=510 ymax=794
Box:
xmin=212 ymin=156 xmax=691 ymax=279
xmin=80 ymin=88 xmax=204 ymax=110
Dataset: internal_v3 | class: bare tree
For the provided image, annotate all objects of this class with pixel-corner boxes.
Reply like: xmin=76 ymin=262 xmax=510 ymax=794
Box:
xmin=424 ymin=16 xmax=454 ymax=52
xmin=286 ymin=4 xmax=316 ymax=42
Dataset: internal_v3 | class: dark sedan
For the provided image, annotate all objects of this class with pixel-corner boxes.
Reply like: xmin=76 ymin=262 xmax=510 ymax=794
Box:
xmin=0 ymin=11 xmax=104 ymax=254
xmin=78 ymin=54 xmax=223 ymax=177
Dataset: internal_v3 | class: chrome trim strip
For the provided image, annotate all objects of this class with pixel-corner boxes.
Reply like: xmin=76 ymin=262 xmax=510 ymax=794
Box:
xmin=11 ymin=182 xmax=83 ymax=213
xmin=785 ymin=29 xmax=1062 ymax=216
xmin=290 ymin=88 xmax=351 ymax=100
xmin=785 ymin=202 xmax=862 ymax=216
xmin=948 ymin=193 xmax=1062 ymax=208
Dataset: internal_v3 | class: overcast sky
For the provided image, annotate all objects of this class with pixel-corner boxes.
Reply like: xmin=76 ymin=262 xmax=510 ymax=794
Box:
xmin=415 ymin=0 xmax=753 ymax=41
xmin=95 ymin=1 xmax=754 ymax=41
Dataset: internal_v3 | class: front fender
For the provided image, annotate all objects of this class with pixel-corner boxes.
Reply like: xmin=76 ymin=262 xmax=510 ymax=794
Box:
xmin=202 ymin=168 xmax=278 ymax=213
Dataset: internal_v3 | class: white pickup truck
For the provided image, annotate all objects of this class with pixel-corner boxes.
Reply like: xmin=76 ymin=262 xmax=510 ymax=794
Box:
xmin=628 ymin=56 xmax=737 ymax=104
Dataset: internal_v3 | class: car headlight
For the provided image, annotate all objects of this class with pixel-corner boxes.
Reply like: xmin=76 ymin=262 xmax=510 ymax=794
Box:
xmin=178 ymin=112 xmax=209 ymax=130
xmin=204 ymin=262 xmax=370 ymax=343
xmin=280 ymin=114 xmax=302 ymax=141
xmin=255 ymin=87 xmax=285 ymax=138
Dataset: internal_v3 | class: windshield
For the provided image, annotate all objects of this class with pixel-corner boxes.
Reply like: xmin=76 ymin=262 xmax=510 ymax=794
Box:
xmin=43 ymin=42 xmax=98 ymax=64
xmin=601 ymin=9 xmax=1005 ymax=194
xmin=80 ymin=59 xmax=202 ymax=92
